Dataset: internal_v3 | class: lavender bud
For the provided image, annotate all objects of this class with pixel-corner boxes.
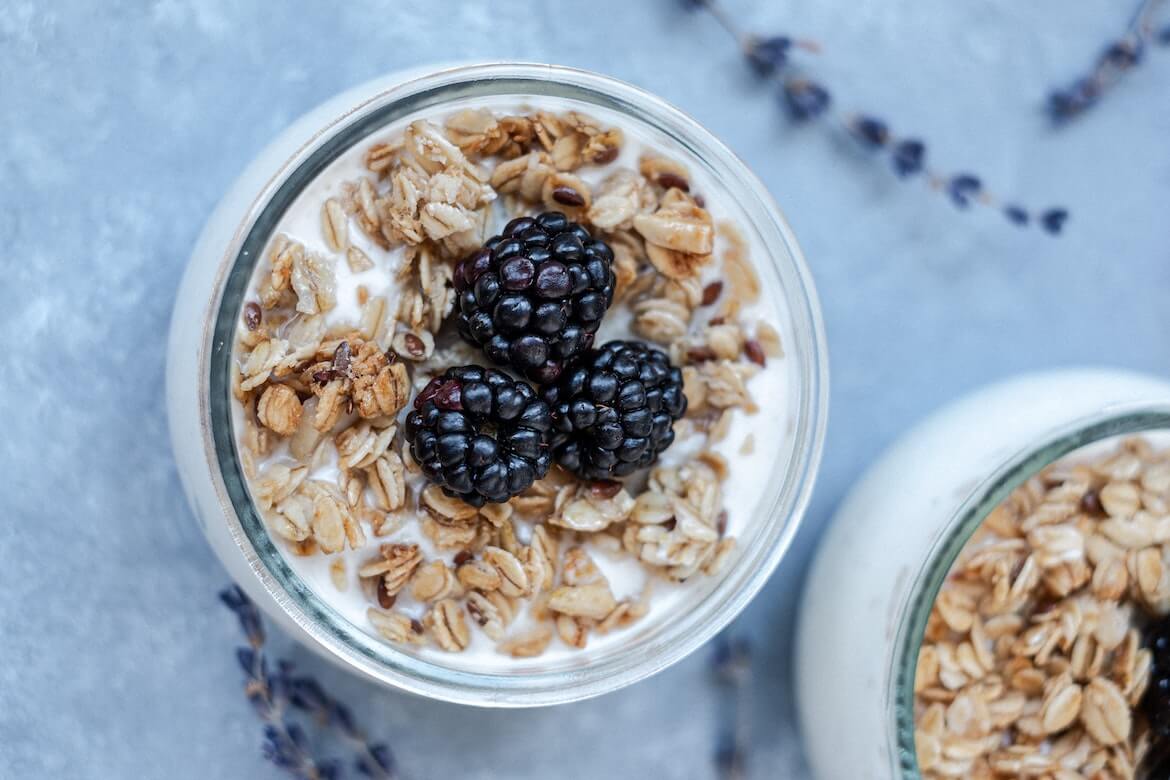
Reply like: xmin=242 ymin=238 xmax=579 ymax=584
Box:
xmin=1002 ymin=205 xmax=1030 ymax=226
xmin=1100 ymin=38 xmax=1142 ymax=69
xmin=357 ymin=744 xmax=397 ymax=777
xmin=1159 ymin=25 xmax=1170 ymax=45
xmin=286 ymin=722 xmax=309 ymax=749
xmin=891 ymin=139 xmax=925 ymax=177
xmin=947 ymin=174 xmax=982 ymax=209
xmin=1048 ymin=78 xmax=1098 ymax=121
xmin=1040 ymin=208 xmax=1069 ymax=234
xmin=236 ymin=646 xmax=258 ymax=675
xmin=850 ymin=115 xmax=890 ymax=148
xmin=263 ymin=726 xmax=298 ymax=768
xmin=332 ymin=702 xmax=357 ymax=735
xmin=715 ymin=740 xmax=747 ymax=779
xmin=782 ymin=79 xmax=831 ymax=121
xmin=247 ymin=687 xmax=273 ymax=719
xmin=745 ymin=35 xmax=791 ymax=76
xmin=239 ymin=610 xmax=265 ymax=647
xmin=269 ymin=671 xmax=290 ymax=705
xmin=219 ymin=585 xmax=249 ymax=611
xmin=370 ymin=744 xmax=396 ymax=772
xmin=290 ymin=677 xmax=329 ymax=715
xmin=712 ymin=635 xmax=752 ymax=681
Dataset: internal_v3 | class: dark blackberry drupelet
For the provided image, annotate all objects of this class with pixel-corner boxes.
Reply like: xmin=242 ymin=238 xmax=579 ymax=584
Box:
xmin=404 ymin=367 xmax=552 ymax=507
xmin=543 ymin=340 xmax=687 ymax=480
xmin=1144 ymin=616 xmax=1170 ymax=776
xmin=453 ymin=211 xmax=617 ymax=385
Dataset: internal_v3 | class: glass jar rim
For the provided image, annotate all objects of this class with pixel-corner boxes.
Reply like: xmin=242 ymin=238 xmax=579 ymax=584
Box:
xmin=889 ymin=401 xmax=1170 ymax=774
xmin=203 ymin=62 xmax=829 ymax=706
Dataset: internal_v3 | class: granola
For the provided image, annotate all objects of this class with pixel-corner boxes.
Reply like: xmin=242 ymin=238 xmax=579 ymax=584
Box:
xmin=914 ymin=437 xmax=1170 ymax=779
xmin=231 ymin=101 xmax=787 ymax=663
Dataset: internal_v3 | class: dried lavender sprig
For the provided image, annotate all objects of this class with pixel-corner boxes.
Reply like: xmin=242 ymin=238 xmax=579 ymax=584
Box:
xmin=711 ymin=635 xmax=752 ymax=780
xmin=695 ymin=0 xmax=821 ymax=76
xmin=220 ymin=587 xmax=396 ymax=780
xmin=683 ymin=0 xmax=1070 ymax=234
xmin=1047 ymin=0 xmax=1167 ymax=124
xmin=276 ymin=662 xmax=397 ymax=779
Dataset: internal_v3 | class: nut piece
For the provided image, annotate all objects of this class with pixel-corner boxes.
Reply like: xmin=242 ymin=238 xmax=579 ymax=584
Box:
xmin=639 ymin=154 xmax=691 ymax=192
xmin=426 ymin=599 xmax=471 ymax=652
xmin=256 ymin=384 xmax=303 ymax=436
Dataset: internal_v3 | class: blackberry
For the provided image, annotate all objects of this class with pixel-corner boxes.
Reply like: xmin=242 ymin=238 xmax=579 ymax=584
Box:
xmin=1144 ymin=616 xmax=1170 ymax=775
xmin=453 ymin=211 xmax=617 ymax=385
xmin=543 ymin=340 xmax=687 ymax=480
xmin=404 ymin=367 xmax=552 ymax=507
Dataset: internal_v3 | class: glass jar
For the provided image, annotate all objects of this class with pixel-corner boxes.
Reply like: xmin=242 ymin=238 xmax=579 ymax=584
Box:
xmin=796 ymin=367 xmax=1170 ymax=777
xmin=167 ymin=63 xmax=828 ymax=706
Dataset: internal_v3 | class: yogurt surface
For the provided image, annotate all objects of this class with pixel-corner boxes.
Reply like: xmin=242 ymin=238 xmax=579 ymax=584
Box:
xmin=231 ymin=94 xmax=797 ymax=672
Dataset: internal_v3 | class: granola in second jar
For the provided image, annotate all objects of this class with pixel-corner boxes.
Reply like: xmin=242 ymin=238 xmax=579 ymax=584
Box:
xmin=913 ymin=437 xmax=1170 ymax=779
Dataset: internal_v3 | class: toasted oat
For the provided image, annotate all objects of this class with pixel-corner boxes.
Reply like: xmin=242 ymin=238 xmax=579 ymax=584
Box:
xmin=422 ymin=515 xmax=480 ymax=550
xmin=417 ymin=484 xmax=473 ymax=520
xmin=368 ymin=608 xmax=426 ymax=645
xmin=457 ymin=556 xmax=501 ymax=591
xmin=322 ymin=198 xmax=349 ymax=252
xmin=329 ymin=558 xmax=348 ymax=591
xmin=482 ymin=546 xmax=530 ymax=598
xmin=408 ymin=560 xmax=459 ymax=602
xmin=256 ymin=384 xmax=303 ymax=436
xmin=345 ymin=245 xmax=374 ymax=273
xmin=497 ymin=625 xmax=553 ymax=658
xmin=426 ymin=598 xmax=471 ymax=652
xmin=239 ymin=337 xmax=289 ymax=392
xmin=633 ymin=191 xmax=714 ymax=279
xmin=587 ymin=168 xmax=656 ymax=230
xmin=360 ymin=543 xmax=423 ymax=598
xmin=289 ymin=249 xmax=337 ymax=316
xmin=548 ymin=582 xmax=617 ymax=621
xmin=465 ymin=590 xmax=516 ymax=641
xmin=551 ymin=487 xmax=635 ymax=533
xmin=367 ymin=458 xmax=406 ymax=517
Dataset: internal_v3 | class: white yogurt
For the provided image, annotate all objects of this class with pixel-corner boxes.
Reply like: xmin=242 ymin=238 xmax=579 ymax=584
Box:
xmin=232 ymin=96 xmax=796 ymax=672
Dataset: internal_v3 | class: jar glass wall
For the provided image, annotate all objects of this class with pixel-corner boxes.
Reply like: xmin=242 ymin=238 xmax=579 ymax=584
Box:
xmin=170 ymin=63 xmax=828 ymax=706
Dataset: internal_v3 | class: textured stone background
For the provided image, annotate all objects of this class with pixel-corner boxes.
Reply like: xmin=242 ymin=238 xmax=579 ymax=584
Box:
xmin=3 ymin=1 xmax=1169 ymax=777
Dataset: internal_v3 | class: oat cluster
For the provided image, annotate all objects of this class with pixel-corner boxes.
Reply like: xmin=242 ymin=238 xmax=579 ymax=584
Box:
xmin=914 ymin=437 xmax=1170 ymax=778
xmin=232 ymin=105 xmax=779 ymax=658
